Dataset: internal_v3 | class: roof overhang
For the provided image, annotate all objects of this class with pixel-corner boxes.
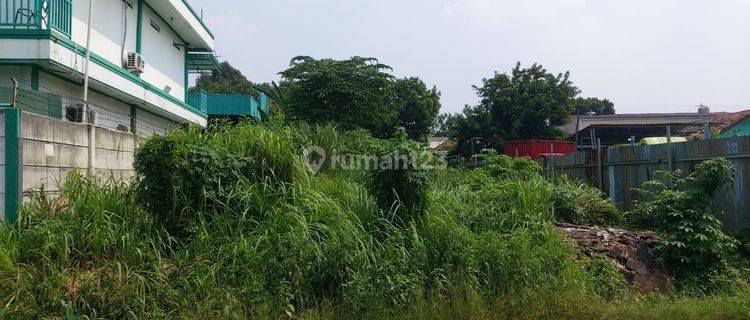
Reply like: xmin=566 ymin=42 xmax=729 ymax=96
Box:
xmin=145 ymin=0 xmax=215 ymax=51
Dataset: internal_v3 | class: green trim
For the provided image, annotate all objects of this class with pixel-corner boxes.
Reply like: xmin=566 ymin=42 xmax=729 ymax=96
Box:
xmin=30 ymin=65 xmax=39 ymax=90
xmin=0 ymin=29 xmax=51 ymax=38
xmin=136 ymin=0 xmax=144 ymax=54
xmin=4 ymin=108 xmax=21 ymax=224
xmin=179 ymin=0 xmax=215 ymax=39
xmin=0 ymin=29 xmax=205 ymax=118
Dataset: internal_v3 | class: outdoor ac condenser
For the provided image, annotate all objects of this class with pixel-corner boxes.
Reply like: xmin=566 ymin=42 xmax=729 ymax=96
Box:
xmin=125 ymin=52 xmax=145 ymax=74
xmin=65 ymin=103 xmax=85 ymax=123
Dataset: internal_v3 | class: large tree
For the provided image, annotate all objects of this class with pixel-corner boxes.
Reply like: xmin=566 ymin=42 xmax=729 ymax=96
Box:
xmin=431 ymin=113 xmax=459 ymax=137
xmin=573 ymin=97 xmax=615 ymax=115
xmin=279 ymin=56 xmax=440 ymax=139
xmin=451 ymin=63 xmax=579 ymax=155
xmin=392 ymin=77 xmax=441 ymax=141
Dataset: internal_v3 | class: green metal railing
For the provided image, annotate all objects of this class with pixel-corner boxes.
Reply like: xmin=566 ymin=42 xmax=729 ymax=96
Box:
xmin=187 ymin=89 xmax=208 ymax=113
xmin=0 ymin=0 xmax=71 ymax=37
xmin=47 ymin=0 xmax=71 ymax=36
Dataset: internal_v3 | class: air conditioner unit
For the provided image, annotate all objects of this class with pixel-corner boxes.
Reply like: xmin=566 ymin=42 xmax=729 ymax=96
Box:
xmin=66 ymin=103 xmax=85 ymax=123
xmin=125 ymin=52 xmax=145 ymax=74
xmin=65 ymin=104 xmax=97 ymax=124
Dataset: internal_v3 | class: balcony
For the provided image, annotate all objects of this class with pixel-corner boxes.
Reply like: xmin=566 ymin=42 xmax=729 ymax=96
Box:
xmin=188 ymin=90 xmax=270 ymax=120
xmin=0 ymin=0 xmax=72 ymax=37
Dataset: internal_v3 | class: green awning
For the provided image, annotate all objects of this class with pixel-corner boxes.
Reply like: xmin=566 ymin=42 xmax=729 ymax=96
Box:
xmin=187 ymin=52 xmax=220 ymax=73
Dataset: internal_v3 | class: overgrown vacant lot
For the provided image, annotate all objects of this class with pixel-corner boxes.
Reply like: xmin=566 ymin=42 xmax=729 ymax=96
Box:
xmin=0 ymin=122 xmax=748 ymax=319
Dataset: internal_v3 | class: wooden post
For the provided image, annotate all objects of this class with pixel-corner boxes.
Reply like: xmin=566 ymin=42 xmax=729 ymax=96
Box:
xmin=596 ymin=138 xmax=603 ymax=190
xmin=704 ymin=123 xmax=711 ymax=140
xmin=10 ymin=76 xmax=18 ymax=108
xmin=667 ymin=125 xmax=673 ymax=172
xmin=550 ymin=143 xmax=555 ymax=180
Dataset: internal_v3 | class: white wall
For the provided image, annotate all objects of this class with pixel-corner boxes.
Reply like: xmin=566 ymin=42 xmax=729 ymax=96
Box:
xmin=72 ymin=0 xmax=138 ymax=68
xmin=140 ymin=5 xmax=186 ymax=102
xmin=136 ymin=109 xmax=173 ymax=137
xmin=39 ymin=72 xmax=133 ymax=132
xmin=71 ymin=0 xmax=186 ymax=102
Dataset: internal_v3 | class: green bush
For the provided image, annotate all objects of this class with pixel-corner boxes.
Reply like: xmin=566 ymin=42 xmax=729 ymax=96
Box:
xmin=552 ymin=176 xmax=625 ymax=226
xmin=480 ymin=149 xmax=542 ymax=179
xmin=134 ymin=123 xmax=306 ymax=236
xmin=368 ymin=128 xmax=430 ymax=228
xmin=630 ymin=158 xmax=739 ymax=285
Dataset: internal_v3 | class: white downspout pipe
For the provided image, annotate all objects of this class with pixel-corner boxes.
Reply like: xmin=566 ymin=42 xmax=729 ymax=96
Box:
xmin=83 ymin=0 xmax=95 ymax=175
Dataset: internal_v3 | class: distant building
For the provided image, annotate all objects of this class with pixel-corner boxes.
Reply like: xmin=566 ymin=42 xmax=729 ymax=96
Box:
xmin=679 ymin=109 xmax=750 ymax=139
xmin=428 ymin=137 xmax=450 ymax=149
xmin=560 ymin=107 xmax=725 ymax=148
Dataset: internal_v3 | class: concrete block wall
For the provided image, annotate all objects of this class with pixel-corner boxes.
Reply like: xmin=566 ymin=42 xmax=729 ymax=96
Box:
xmin=19 ymin=112 xmax=138 ymax=202
xmin=94 ymin=125 xmax=139 ymax=181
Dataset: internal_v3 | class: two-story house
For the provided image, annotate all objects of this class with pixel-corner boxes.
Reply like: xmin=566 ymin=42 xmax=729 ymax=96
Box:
xmin=0 ymin=0 xmax=218 ymax=135
xmin=0 ymin=0 xmax=221 ymax=222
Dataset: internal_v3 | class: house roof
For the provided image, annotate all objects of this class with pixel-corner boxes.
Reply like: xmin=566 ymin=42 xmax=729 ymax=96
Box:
xmin=432 ymin=139 xmax=457 ymax=152
xmin=678 ymin=109 xmax=750 ymax=139
xmin=560 ymin=112 xmax=725 ymax=135
xmin=428 ymin=137 xmax=449 ymax=149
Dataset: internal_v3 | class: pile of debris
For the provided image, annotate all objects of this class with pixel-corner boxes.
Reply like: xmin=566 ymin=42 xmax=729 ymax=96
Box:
xmin=556 ymin=223 xmax=671 ymax=293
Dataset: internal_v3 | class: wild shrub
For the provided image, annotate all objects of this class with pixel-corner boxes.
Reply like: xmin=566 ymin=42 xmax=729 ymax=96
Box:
xmin=630 ymin=158 xmax=739 ymax=284
xmin=368 ymin=128 xmax=430 ymax=228
xmin=552 ymin=176 xmax=625 ymax=226
xmin=134 ymin=123 xmax=306 ymax=236
xmin=480 ymin=149 xmax=542 ymax=179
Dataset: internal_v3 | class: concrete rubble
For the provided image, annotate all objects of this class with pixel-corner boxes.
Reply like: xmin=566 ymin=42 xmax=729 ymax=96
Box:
xmin=556 ymin=223 xmax=671 ymax=293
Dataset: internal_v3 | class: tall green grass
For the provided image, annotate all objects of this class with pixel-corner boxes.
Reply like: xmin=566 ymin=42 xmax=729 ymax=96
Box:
xmin=0 ymin=121 xmax=746 ymax=319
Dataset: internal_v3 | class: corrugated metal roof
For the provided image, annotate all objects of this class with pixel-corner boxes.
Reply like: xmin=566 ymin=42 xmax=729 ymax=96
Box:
xmin=678 ymin=109 xmax=750 ymax=139
xmin=560 ymin=112 xmax=725 ymax=135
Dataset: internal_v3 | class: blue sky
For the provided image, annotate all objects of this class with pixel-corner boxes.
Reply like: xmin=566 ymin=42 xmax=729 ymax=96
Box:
xmin=187 ymin=0 xmax=750 ymax=115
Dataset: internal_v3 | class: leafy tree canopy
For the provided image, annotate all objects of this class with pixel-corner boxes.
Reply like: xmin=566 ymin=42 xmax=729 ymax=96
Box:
xmin=392 ymin=77 xmax=441 ymax=141
xmin=431 ymin=113 xmax=460 ymax=137
xmin=449 ymin=62 xmax=579 ymax=155
xmin=279 ymin=56 xmax=440 ymax=140
xmin=574 ymin=97 xmax=616 ymax=115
